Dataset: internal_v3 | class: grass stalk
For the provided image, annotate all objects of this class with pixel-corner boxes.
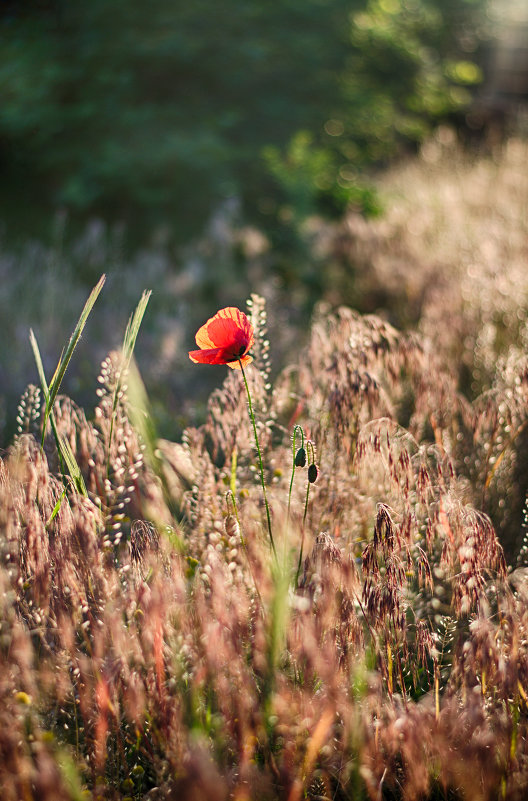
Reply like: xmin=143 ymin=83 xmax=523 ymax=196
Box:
xmin=239 ymin=359 xmax=276 ymax=558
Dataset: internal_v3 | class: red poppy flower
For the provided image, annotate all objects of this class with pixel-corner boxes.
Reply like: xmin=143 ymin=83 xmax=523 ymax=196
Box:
xmin=189 ymin=307 xmax=254 ymax=369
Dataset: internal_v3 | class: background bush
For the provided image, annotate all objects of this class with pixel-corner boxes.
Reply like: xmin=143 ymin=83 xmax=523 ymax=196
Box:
xmin=0 ymin=0 xmax=487 ymax=244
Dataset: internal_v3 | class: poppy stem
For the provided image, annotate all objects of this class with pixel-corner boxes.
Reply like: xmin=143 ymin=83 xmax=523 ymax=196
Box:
xmin=295 ymin=481 xmax=310 ymax=587
xmin=239 ymin=360 xmax=277 ymax=558
xmin=296 ymin=440 xmax=316 ymax=587
xmin=287 ymin=425 xmax=305 ymax=530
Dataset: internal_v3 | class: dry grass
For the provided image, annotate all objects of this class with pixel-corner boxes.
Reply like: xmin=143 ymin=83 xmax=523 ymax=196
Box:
xmin=1 ymin=134 xmax=528 ymax=799
xmin=1 ymin=286 xmax=528 ymax=799
xmin=330 ymin=134 xmax=528 ymax=383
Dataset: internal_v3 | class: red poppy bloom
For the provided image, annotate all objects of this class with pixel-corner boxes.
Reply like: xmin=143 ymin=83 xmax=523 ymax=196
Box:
xmin=189 ymin=307 xmax=254 ymax=369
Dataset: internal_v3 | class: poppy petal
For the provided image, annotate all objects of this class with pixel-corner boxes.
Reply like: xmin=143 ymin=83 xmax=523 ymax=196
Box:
xmin=195 ymin=307 xmax=253 ymax=349
xmin=207 ymin=316 xmax=243 ymax=349
xmin=227 ymin=353 xmax=253 ymax=369
xmin=189 ymin=347 xmax=229 ymax=365
xmin=195 ymin=322 xmax=217 ymax=350
xmin=225 ymin=307 xmax=254 ymax=349
xmin=190 ymin=307 xmax=255 ymax=367
xmin=216 ymin=307 xmax=248 ymax=326
xmin=208 ymin=308 xmax=253 ymax=345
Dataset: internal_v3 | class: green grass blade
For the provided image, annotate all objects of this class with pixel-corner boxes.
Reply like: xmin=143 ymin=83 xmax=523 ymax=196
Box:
xmin=107 ymin=290 xmax=152 ymax=467
xmin=30 ymin=327 xmax=62 ymax=464
xmin=29 ymin=328 xmax=51 ymax=406
xmin=123 ymin=290 xmax=152 ymax=367
xmin=56 ymin=749 xmax=87 ymax=801
xmin=30 ymin=328 xmax=88 ymax=496
xmin=41 ymin=274 xmax=106 ymax=446
xmin=46 ymin=486 xmax=68 ymax=528
xmin=126 ymin=359 xmax=164 ymax=483
xmin=127 ymin=358 xmax=186 ymax=545
xmin=59 ymin=434 xmax=88 ymax=497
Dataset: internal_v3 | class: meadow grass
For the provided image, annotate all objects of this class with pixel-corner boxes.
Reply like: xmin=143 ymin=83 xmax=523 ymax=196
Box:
xmin=1 ymin=135 xmax=528 ymax=799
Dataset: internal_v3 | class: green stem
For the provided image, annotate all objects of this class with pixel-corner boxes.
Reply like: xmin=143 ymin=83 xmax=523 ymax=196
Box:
xmin=295 ymin=481 xmax=310 ymax=586
xmin=239 ymin=361 xmax=277 ymax=558
xmin=287 ymin=425 xmax=304 ymax=528
xmin=302 ymin=440 xmax=316 ymax=528
xmin=296 ymin=441 xmax=315 ymax=586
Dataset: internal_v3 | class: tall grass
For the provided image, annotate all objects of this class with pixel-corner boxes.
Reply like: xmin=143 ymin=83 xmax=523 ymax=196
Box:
xmin=2 ymin=267 xmax=528 ymax=799
xmin=1 ymin=134 xmax=528 ymax=799
xmin=1 ymin=135 xmax=527 ymax=446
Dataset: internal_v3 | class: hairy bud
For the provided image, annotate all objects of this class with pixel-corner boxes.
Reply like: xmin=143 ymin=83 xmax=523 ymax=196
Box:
xmin=295 ymin=447 xmax=307 ymax=467
xmin=308 ymin=463 xmax=319 ymax=484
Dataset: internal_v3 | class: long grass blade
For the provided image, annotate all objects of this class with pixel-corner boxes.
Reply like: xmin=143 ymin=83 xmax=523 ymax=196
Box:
xmin=126 ymin=359 xmax=165 ymax=485
xmin=30 ymin=328 xmax=88 ymax=498
xmin=127 ymin=358 xmax=186 ymax=545
xmin=123 ymin=290 xmax=152 ymax=367
xmin=107 ymin=290 xmax=152 ymax=466
xmin=30 ymin=328 xmax=64 ymax=472
xmin=30 ymin=275 xmax=105 ymax=499
xmin=46 ymin=486 xmax=68 ymax=528
xmin=29 ymin=328 xmax=51 ymax=407
xmin=59 ymin=434 xmax=88 ymax=497
xmin=41 ymin=274 xmax=106 ymax=447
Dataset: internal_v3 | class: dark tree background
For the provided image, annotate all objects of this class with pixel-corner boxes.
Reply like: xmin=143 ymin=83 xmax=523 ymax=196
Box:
xmin=0 ymin=0 xmax=487 ymax=244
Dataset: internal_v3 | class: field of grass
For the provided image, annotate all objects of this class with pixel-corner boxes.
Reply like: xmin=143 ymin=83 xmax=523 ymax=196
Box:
xmin=1 ymin=136 xmax=528 ymax=799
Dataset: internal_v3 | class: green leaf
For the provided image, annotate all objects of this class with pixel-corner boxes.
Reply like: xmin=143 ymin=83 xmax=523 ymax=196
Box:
xmin=40 ymin=274 xmax=106 ymax=448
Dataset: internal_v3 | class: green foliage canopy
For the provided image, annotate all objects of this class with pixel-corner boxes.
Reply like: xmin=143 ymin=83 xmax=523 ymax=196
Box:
xmin=0 ymin=0 xmax=486 ymax=241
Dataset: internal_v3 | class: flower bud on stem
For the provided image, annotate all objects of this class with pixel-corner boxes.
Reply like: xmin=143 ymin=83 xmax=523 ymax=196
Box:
xmin=296 ymin=440 xmax=318 ymax=587
xmin=287 ymin=425 xmax=305 ymax=531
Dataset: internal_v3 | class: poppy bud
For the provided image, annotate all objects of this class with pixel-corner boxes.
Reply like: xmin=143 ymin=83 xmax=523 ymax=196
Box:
xmin=308 ymin=463 xmax=319 ymax=484
xmin=295 ymin=447 xmax=307 ymax=467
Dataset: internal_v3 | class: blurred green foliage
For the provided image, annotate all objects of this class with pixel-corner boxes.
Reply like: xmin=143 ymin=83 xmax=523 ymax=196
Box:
xmin=0 ymin=0 xmax=486 ymax=242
